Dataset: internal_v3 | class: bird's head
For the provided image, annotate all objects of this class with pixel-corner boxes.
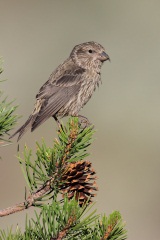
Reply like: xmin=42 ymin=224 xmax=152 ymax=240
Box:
xmin=70 ymin=41 xmax=110 ymax=70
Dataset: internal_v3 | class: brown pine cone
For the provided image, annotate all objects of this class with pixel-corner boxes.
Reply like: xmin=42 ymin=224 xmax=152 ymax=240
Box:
xmin=60 ymin=160 xmax=98 ymax=206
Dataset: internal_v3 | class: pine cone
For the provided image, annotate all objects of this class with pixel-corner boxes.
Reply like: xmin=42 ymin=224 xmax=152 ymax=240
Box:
xmin=60 ymin=160 xmax=98 ymax=206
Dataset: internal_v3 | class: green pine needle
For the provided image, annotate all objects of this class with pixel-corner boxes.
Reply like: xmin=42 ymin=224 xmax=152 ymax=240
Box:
xmin=0 ymin=58 xmax=19 ymax=144
xmin=0 ymin=101 xmax=127 ymax=239
xmin=18 ymin=117 xmax=95 ymax=201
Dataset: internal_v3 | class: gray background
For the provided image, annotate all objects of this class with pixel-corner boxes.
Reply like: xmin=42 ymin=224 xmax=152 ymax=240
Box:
xmin=0 ymin=1 xmax=160 ymax=239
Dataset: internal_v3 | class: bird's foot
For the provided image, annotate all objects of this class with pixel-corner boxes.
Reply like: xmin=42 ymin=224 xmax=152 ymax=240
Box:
xmin=78 ymin=115 xmax=93 ymax=129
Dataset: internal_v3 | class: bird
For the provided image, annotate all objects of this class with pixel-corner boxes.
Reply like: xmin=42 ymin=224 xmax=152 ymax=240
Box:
xmin=10 ymin=41 xmax=110 ymax=141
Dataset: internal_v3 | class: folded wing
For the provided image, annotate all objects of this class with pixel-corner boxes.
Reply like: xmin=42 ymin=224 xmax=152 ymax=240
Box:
xmin=31 ymin=66 xmax=85 ymax=131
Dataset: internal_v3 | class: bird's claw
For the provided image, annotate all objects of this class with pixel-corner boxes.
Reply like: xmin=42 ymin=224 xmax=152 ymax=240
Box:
xmin=78 ymin=115 xmax=93 ymax=129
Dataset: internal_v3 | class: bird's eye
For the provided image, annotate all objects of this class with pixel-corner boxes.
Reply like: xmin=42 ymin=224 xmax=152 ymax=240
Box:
xmin=88 ymin=49 xmax=93 ymax=53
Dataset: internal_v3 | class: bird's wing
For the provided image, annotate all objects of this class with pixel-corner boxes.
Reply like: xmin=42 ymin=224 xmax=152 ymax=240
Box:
xmin=31 ymin=66 xmax=85 ymax=131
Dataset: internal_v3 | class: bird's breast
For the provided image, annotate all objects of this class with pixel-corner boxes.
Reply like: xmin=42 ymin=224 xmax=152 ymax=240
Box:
xmin=78 ymin=72 xmax=101 ymax=107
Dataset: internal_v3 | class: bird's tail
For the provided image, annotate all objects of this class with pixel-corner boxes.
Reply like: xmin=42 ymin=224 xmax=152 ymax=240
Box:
xmin=9 ymin=115 xmax=34 ymax=141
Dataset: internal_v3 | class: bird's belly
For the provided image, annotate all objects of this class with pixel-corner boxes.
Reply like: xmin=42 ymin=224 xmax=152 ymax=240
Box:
xmin=58 ymin=77 xmax=100 ymax=117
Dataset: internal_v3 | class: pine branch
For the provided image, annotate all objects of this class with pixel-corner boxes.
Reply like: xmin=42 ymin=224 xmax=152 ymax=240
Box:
xmin=0 ymin=118 xmax=95 ymax=217
xmin=55 ymin=212 xmax=77 ymax=240
xmin=0 ymin=199 xmax=127 ymax=240
xmin=96 ymin=211 xmax=127 ymax=240
xmin=0 ymin=117 xmax=127 ymax=239
xmin=0 ymin=177 xmax=54 ymax=217
xmin=0 ymin=57 xmax=19 ymax=145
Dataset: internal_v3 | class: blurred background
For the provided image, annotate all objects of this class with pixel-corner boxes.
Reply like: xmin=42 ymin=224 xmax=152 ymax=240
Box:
xmin=0 ymin=0 xmax=160 ymax=239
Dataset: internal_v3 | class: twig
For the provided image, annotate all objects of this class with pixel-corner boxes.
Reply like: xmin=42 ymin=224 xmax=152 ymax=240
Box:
xmin=0 ymin=178 xmax=54 ymax=217
xmin=101 ymin=225 xmax=113 ymax=239
xmin=55 ymin=213 xmax=76 ymax=240
xmin=60 ymin=119 xmax=78 ymax=165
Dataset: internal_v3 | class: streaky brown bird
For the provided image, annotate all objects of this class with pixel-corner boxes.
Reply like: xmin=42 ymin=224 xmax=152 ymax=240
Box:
xmin=10 ymin=41 xmax=110 ymax=141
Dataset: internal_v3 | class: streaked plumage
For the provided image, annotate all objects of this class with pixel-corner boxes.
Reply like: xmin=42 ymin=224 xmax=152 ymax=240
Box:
xmin=10 ymin=41 xmax=110 ymax=141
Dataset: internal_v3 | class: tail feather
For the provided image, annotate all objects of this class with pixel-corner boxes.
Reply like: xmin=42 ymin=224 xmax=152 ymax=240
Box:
xmin=9 ymin=115 xmax=34 ymax=141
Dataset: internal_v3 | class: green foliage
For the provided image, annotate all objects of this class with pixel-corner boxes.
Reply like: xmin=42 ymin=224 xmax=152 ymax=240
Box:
xmin=0 ymin=198 xmax=126 ymax=240
xmin=94 ymin=211 xmax=127 ymax=240
xmin=18 ymin=118 xmax=94 ymax=201
xmin=0 ymin=118 xmax=127 ymax=239
xmin=0 ymin=96 xmax=18 ymax=142
xmin=0 ymin=227 xmax=23 ymax=240
xmin=24 ymin=198 xmax=97 ymax=240
xmin=0 ymin=57 xmax=19 ymax=144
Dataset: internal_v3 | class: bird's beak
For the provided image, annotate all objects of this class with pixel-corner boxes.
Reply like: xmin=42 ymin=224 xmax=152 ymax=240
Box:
xmin=100 ymin=51 xmax=110 ymax=62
